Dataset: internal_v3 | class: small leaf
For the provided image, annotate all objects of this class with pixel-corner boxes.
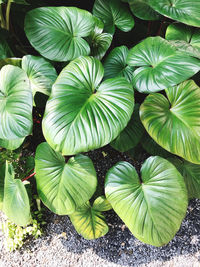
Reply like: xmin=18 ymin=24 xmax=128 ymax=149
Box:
xmin=105 ymin=156 xmax=188 ymax=246
xmin=93 ymin=0 xmax=134 ymax=34
xmin=3 ymin=162 xmax=31 ymax=226
xmin=93 ymin=195 xmax=112 ymax=211
xmin=35 ymin=142 xmax=98 ymax=215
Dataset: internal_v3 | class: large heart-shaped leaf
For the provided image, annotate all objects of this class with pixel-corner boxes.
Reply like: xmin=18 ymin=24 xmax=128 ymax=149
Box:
xmin=0 ymin=163 xmax=5 ymax=210
xmin=35 ymin=142 xmax=97 ymax=215
xmin=166 ymin=23 xmax=200 ymax=59
xmin=105 ymin=156 xmax=188 ymax=246
xmin=87 ymin=17 xmax=112 ymax=60
xmin=128 ymin=0 xmax=160 ymax=21
xmin=42 ymin=56 xmax=134 ymax=155
xmin=3 ymin=162 xmax=31 ymax=226
xmin=0 ymin=65 xmax=33 ymax=140
xmin=69 ymin=196 xmax=111 ymax=239
xmin=149 ymin=0 xmax=200 ymax=27
xmin=21 ymin=55 xmax=57 ymax=104
xmin=140 ymin=80 xmax=200 ymax=164
xmin=127 ymin=37 xmax=200 ymax=93
xmin=93 ymin=0 xmax=134 ymax=34
xmin=25 ymin=7 xmax=95 ymax=62
xmin=111 ymin=104 xmax=144 ymax=152
xmin=0 ymin=137 xmax=24 ymax=150
xmin=169 ymin=158 xmax=200 ymax=199
xmin=104 ymin=45 xmax=134 ymax=84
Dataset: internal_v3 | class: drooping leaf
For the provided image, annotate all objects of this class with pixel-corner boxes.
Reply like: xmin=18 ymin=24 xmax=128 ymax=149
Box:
xmin=0 ymin=36 xmax=13 ymax=60
xmin=141 ymin=131 xmax=173 ymax=159
xmin=169 ymin=158 xmax=200 ymax=199
xmin=21 ymin=55 xmax=57 ymax=105
xmin=42 ymin=56 xmax=134 ymax=155
xmin=87 ymin=17 xmax=112 ymax=60
xmin=0 ymin=65 xmax=33 ymax=140
xmin=140 ymin=80 xmax=200 ymax=164
xmin=25 ymin=7 xmax=95 ymax=62
xmin=35 ymin=142 xmax=97 ymax=215
xmin=149 ymin=0 xmax=200 ymax=27
xmin=0 ymin=163 xmax=5 ymax=210
xmin=128 ymin=0 xmax=160 ymax=21
xmin=3 ymin=162 xmax=31 ymax=226
xmin=166 ymin=23 xmax=200 ymax=59
xmin=0 ymin=58 xmax=21 ymax=69
xmin=127 ymin=36 xmax=200 ymax=93
xmin=104 ymin=45 xmax=134 ymax=84
xmin=105 ymin=156 xmax=188 ymax=246
xmin=93 ymin=0 xmax=134 ymax=34
xmin=111 ymin=104 xmax=144 ymax=152
xmin=69 ymin=196 xmax=110 ymax=239
xmin=0 ymin=137 xmax=24 ymax=150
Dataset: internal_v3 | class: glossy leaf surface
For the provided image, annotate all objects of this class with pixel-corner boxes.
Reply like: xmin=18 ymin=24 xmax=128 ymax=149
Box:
xmin=105 ymin=156 xmax=188 ymax=246
xmin=149 ymin=0 xmax=200 ymax=27
xmin=127 ymin=37 xmax=200 ymax=93
xmin=43 ymin=56 xmax=134 ymax=155
xmin=3 ymin=162 xmax=30 ymax=226
xmin=35 ymin=142 xmax=97 ymax=215
xmin=129 ymin=0 xmax=160 ymax=21
xmin=140 ymin=80 xmax=200 ymax=164
xmin=0 ymin=137 xmax=24 ymax=150
xmin=93 ymin=0 xmax=134 ymax=34
xmin=0 ymin=65 xmax=32 ymax=140
xmin=25 ymin=7 xmax=95 ymax=62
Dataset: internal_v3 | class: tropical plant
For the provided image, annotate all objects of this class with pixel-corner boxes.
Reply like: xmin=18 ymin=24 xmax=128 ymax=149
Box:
xmin=0 ymin=0 xmax=200 ymax=248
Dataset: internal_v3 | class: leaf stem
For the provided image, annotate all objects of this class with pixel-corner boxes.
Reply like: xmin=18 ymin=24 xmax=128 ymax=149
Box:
xmin=22 ymin=171 xmax=36 ymax=182
xmin=6 ymin=0 xmax=12 ymax=31
xmin=0 ymin=4 xmax=6 ymax=29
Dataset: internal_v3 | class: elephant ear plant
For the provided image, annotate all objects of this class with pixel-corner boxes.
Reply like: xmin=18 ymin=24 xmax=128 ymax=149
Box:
xmin=0 ymin=0 xmax=200 ymax=248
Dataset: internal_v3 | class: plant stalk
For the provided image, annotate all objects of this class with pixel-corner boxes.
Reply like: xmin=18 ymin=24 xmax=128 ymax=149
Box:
xmin=0 ymin=4 xmax=6 ymax=29
xmin=6 ymin=0 xmax=12 ymax=31
xmin=22 ymin=171 xmax=36 ymax=182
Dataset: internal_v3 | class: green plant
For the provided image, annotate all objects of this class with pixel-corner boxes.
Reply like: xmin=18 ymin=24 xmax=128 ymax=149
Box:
xmin=0 ymin=0 xmax=200 ymax=248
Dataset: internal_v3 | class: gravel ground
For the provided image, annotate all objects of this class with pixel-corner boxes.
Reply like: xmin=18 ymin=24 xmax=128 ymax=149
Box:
xmin=0 ymin=146 xmax=200 ymax=267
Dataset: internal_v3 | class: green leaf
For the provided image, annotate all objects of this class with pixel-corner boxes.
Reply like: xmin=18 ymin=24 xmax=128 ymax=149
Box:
xmin=3 ymin=162 xmax=31 ymax=226
xmin=104 ymin=45 xmax=134 ymax=84
xmin=11 ymin=0 xmax=28 ymax=4
xmin=0 ymin=137 xmax=24 ymax=150
xmin=165 ymin=23 xmax=200 ymax=59
xmin=0 ymin=65 xmax=33 ymax=140
xmin=111 ymin=104 xmax=144 ymax=152
xmin=127 ymin=36 xmax=200 ymax=93
xmin=105 ymin=156 xmax=188 ymax=247
xmin=141 ymin=131 xmax=173 ymax=159
xmin=169 ymin=158 xmax=200 ymax=199
xmin=129 ymin=0 xmax=160 ymax=21
xmin=0 ymin=163 xmax=5 ymax=210
xmin=21 ymin=55 xmax=57 ymax=105
xmin=69 ymin=197 xmax=109 ymax=239
xmin=93 ymin=195 xmax=112 ymax=211
xmin=35 ymin=142 xmax=97 ymax=215
xmin=93 ymin=0 xmax=134 ymax=34
xmin=0 ymin=36 xmax=13 ymax=60
xmin=87 ymin=17 xmax=112 ymax=60
xmin=25 ymin=7 xmax=95 ymax=62
xmin=42 ymin=56 xmax=134 ymax=155
xmin=140 ymin=80 xmax=200 ymax=164
xmin=149 ymin=0 xmax=200 ymax=27
xmin=0 ymin=58 xmax=21 ymax=69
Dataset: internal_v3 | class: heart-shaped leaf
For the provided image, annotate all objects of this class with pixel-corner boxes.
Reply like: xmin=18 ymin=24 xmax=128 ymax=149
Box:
xmin=166 ymin=23 xmax=200 ymax=59
xmin=42 ymin=56 xmax=134 ymax=155
xmin=69 ymin=196 xmax=110 ymax=239
xmin=129 ymin=0 xmax=160 ymax=21
xmin=93 ymin=0 xmax=134 ymax=34
xmin=21 ymin=55 xmax=57 ymax=105
xmin=3 ymin=162 xmax=31 ymax=226
xmin=149 ymin=0 xmax=200 ymax=27
xmin=140 ymin=80 xmax=200 ymax=164
xmin=87 ymin=17 xmax=112 ymax=60
xmin=127 ymin=37 xmax=200 ymax=93
xmin=35 ymin=142 xmax=98 ymax=215
xmin=111 ymin=104 xmax=144 ymax=152
xmin=25 ymin=7 xmax=95 ymax=62
xmin=0 ymin=163 xmax=5 ymax=210
xmin=104 ymin=45 xmax=134 ymax=84
xmin=0 ymin=65 xmax=33 ymax=140
xmin=169 ymin=158 xmax=200 ymax=199
xmin=0 ymin=137 xmax=24 ymax=150
xmin=105 ymin=156 xmax=188 ymax=246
